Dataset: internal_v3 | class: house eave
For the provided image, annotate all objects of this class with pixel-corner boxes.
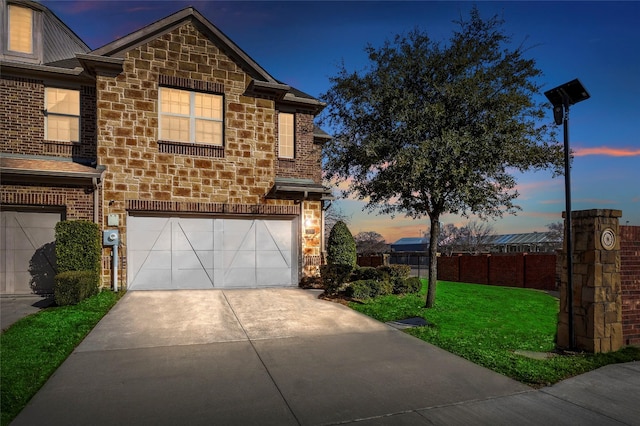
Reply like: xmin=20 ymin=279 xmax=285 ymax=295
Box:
xmin=76 ymin=53 xmax=124 ymax=77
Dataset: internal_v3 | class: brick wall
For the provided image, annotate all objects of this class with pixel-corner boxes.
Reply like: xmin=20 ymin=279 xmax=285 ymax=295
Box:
xmin=1 ymin=76 xmax=44 ymax=155
xmin=276 ymin=112 xmax=322 ymax=182
xmin=621 ymin=225 xmax=640 ymax=346
xmin=1 ymin=184 xmax=96 ymax=220
xmin=0 ymin=76 xmax=97 ymax=161
xmin=438 ymin=253 xmax=556 ymax=290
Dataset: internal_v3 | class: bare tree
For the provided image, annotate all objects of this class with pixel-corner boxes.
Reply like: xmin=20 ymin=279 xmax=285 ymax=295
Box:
xmin=455 ymin=221 xmax=495 ymax=254
xmin=438 ymin=223 xmax=463 ymax=256
xmin=546 ymin=221 xmax=563 ymax=244
xmin=354 ymin=231 xmax=388 ymax=255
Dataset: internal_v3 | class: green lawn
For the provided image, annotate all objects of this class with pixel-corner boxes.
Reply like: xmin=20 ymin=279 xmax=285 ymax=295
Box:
xmin=1 ymin=291 xmax=122 ymax=426
xmin=350 ymin=280 xmax=640 ymax=387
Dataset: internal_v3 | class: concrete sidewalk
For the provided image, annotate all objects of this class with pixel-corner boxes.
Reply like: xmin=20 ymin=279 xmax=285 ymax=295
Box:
xmin=9 ymin=289 xmax=640 ymax=425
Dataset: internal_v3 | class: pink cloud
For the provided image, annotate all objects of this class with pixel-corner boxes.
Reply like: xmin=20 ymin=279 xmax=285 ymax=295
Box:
xmin=574 ymin=146 xmax=640 ymax=157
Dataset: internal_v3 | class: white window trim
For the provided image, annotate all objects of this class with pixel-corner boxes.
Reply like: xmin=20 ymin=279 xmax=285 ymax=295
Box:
xmin=158 ymin=87 xmax=223 ymax=145
xmin=44 ymin=87 xmax=80 ymax=142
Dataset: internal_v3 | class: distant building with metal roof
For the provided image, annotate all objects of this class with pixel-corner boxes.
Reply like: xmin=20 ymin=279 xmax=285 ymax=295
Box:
xmin=390 ymin=237 xmax=429 ymax=252
xmin=486 ymin=232 xmax=560 ymax=253
xmin=391 ymin=232 xmax=560 ymax=254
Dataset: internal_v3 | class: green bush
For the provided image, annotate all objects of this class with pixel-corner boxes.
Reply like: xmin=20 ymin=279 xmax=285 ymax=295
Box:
xmin=327 ymin=221 xmax=357 ymax=267
xmin=55 ymin=221 xmax=101 ymax=277
xmin=350 ymin=266 xmax=384 ymax=282
xmin=393 ymin=276 xmax=422 ymax=295
xmin=54 ymin=270 xmax=99 ymax=306
xmin=320 ymin=264 xmax=354 ymax=295
xmin=377 ymin=264 xmax=411 ymax=280
xmin=345 ymin=279 xmax=393 ymax=300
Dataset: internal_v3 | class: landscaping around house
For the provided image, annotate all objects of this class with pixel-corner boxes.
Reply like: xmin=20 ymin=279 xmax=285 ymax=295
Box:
xmin=0 ymin=291 xmax=123 ymax=426
xmin=349 ymin=280 xmax=640 ymax=387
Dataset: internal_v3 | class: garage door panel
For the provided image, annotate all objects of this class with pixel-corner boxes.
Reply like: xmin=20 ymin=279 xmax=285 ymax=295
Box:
xmin=257 ymin=268 xmax=292 ymax=287
xmin=172 ymin=269 xmax=213 ymax=289
xmin=176 ymin=217 xmax=213 ymax=233
xmin=173 ymin=250 xmax=208 ymax=270
xmin=130 ymin=216 xmax=169 ymax=231
xmin=223 ymin=220 xmax=256 ymax=251
xmin=143 ymin=251 xmax=172 ymax=269
xmin=180 ymin=231 xmax=214 ymax=251
xmin=224 ymin=268 xmax=256 ymax=288
xmin=259 ymin=221 xmax=293 ymax=250
xmin=226 ymin=251 xmax=256 ymax=269
xmin=256 ymin=251 xmax=291 ymax=268
xmin=1 ymin=211 xmax=59 ymax=295
xmin=127 ymin=216 xmax=296 ymax=290
xmin=194 ymin=251 xmax=214 ymax=269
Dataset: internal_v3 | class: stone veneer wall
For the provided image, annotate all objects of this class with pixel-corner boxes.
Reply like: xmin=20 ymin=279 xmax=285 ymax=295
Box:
xmin=96 ymin=22 xmax=323 ymax=285
xmin=557 ymin=209 xmax=623 ymax=353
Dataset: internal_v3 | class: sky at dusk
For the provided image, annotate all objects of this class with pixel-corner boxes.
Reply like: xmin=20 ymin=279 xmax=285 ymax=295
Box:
xmin=40 ymin=0 xmax=640 ymax=243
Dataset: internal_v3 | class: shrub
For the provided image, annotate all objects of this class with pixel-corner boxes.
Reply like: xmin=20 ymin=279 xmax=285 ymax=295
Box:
xmin=377 ymin=264 xmax=411 ymax=280
xmin=54 ymin=270 xmax=99 ymax=306
xmin=345 ymin=280 xmax=376 ymax=300
xmin=346 ymin=279 xmax=393 ymax=300
xmin=320 ymin=264 xmax=354 ymax=295
xmin=327 ymin=221 xmax=357 ymax=267
xmin=350 ymin=266 xmax=384 ymax=282
xmin=393 ymin=276 xmax=422 ymax=295
xmin=55 ymin=221 xmax=101 ymax=278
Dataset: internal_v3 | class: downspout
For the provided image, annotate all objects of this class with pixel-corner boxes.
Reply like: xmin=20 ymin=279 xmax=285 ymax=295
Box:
xmin=92 ymin=177 xmax=100 ymax=224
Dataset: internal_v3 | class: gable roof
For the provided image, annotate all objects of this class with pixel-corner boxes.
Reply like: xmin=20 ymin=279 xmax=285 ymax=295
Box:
xmin=90 ymin=7 xmax=277 ymax=85
xmin=85 ymin=7 xmax=326 ymax=113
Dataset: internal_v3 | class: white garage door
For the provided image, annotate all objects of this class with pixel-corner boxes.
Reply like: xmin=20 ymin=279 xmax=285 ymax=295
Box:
xmin=127 ymin=216 xmax=298 ymax=290
xmin=1 ymin=210 xmax=60 ymax=295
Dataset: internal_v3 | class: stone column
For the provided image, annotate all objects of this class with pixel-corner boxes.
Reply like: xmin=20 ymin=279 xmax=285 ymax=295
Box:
xmin=557 ymin=209 xmax=623 ymax=353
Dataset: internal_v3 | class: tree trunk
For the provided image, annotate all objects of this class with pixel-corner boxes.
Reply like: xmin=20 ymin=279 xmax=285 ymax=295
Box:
xmin=426 ymin=215 xmax=440 ymax=308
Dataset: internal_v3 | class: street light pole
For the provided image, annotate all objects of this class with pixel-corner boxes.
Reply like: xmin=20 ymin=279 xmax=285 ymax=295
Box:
xmin=562 ymin=96 xmax=574 ymax=349
xmin=544 ymin=79 xmax=590 ymax=350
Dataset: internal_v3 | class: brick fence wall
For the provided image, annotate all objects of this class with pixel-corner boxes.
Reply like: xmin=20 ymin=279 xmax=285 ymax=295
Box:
xmin=437 ymin=253 xmax=557 ymax=290
xmin=621 ymin=226 xmax=640 ymax=346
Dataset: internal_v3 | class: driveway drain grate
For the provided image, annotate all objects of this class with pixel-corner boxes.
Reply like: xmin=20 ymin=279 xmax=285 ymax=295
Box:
xmin=386 ymin=317 xmax=432 ymax=330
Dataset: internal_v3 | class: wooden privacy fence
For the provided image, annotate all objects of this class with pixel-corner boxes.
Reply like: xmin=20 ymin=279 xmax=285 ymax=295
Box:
xmin=437 ymin=253 xmax=557 ymax=290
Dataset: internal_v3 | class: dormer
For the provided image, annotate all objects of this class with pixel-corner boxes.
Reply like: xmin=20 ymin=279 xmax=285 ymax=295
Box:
xmin=1 ymin=0 xmax=43 ymax=64
xmin=1 ymin=0 xmax=89 ymax=67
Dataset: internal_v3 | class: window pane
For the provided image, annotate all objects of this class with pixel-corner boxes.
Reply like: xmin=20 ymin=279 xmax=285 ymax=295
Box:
xmin=195 ymin=119 xmax=222 ymax=145
xmin=195 ymin=93 xmax=222 ymax=119
xmin=278 ymin=113 xmax=294 ymax=158
xmin=8 ymin=5 xmax=32 ymax=54
xmin=161 ymin=116 xmax=190 ymax=142
xmin=47 ymin=88 xmax=80 ymax=115
xmin=47 ymin=116 xmax=79 ymax=142
xmin=160 ymin=88 xmax=189 ymax=115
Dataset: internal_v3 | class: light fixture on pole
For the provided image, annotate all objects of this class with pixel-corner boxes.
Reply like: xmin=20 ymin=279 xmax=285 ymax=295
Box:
xmin=544 ymin=79 xmax=590 ymax=349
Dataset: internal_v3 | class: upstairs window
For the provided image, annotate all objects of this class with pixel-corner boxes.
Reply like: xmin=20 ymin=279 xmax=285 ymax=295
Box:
xmin=8 ymin=4 xmax=33 ymax=54
xmin=159 ymin=87 xmax=223 ymax=145
xmin=45 ymin=88 xmax=80 ymax=142
xmin=278 ymin=112 xmax=294 ymax=159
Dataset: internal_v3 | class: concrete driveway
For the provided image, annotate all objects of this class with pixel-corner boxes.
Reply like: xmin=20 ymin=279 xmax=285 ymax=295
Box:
xmin=10 ymin=288 xmax=640 ymax=425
